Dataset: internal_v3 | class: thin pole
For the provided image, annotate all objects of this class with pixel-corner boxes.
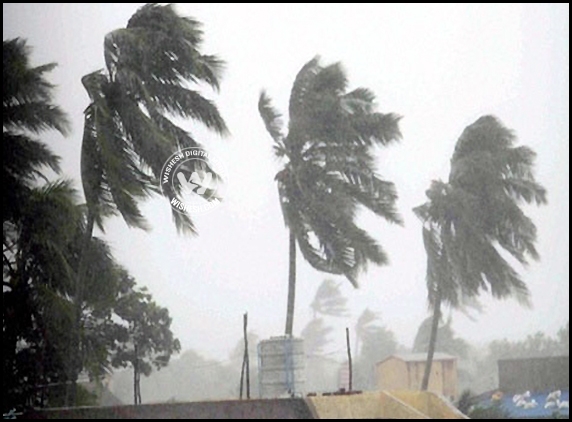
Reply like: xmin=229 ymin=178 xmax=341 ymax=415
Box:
xmin=239 ymin=313 xmax=250 ymax=399
xmin=346 ymin=327 xmax=353 ymax=392
xmin=245 ymin=313 xmax=250 ymax=399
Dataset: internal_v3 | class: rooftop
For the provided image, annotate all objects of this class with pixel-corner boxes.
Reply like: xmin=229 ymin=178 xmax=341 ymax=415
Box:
xmin=378 ymin=352 xmax=457 ymax=365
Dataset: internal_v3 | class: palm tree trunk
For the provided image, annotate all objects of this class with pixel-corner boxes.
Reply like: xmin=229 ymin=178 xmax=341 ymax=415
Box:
xmin=65 ymin=211 xmax=95 ymax=406
xmin=421 ymin=284 xmax=442 ymax=391
xmin=284 ymin=231 xmax=297 ymax=336
xmin=133 ymin=346 xmax=139 ymax=405
xmin=136 ymin=373 xmax=142 ymax=405
xmin=134 ymin=368 xmax=138 ymax=405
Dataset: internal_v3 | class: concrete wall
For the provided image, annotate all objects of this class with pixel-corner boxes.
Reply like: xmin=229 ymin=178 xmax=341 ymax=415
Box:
xmin=23 ymin=399 xmax=314 ymax=419
xmin=389 ymin=391 xmax=468 ymax=419
xmin=377 ymin=358 xmax=458 ymax=400
xmin=442 ymin=359 xmax=458 ymax=399
xmin=307 ymin=392 xmax=430 ymax=419
xmin=25 ymin=393 xmax=468 ymax=419
xmin=377 ymin=357 xmax=409 ymax=391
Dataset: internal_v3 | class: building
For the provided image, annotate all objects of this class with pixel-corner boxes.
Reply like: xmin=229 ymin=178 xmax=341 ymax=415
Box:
xmin=470 ymin=356 xmax=570 ymax=419
xmin=376 ymin=353 xmax=458 ymax=400
xmin=498 ymin=356 xmax=569 ymax=393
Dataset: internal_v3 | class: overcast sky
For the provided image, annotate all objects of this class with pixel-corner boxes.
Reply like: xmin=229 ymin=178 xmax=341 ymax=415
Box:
xmin=3 ymin=3 xmax=569 ymax=361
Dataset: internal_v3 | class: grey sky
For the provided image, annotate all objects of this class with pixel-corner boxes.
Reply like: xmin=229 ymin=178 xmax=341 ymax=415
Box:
xmin=3 ymin=3 xmax=569 ymax=361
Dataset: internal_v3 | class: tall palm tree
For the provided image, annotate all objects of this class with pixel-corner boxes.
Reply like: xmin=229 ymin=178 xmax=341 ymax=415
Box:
xmin=259 ymin=57 xmax=402 ymax=335
xmin=69 ymin=4 xmax=228 ymax=402
xmin=414 ymin=116 xmax=547 ymax=390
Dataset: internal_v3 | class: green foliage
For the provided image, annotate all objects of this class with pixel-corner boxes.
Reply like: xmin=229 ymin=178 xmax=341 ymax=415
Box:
xmin=3 ymin=32 xmax=182 ymax=410
xmin=40 ymin=384 xmax=99 ymax=409
xmin=2 ymin=38 xmax=70 ymax=226
xmin=3 ymin=38 xmax=70 ymax=136
xmin=259 ymin=58 xmax=402 ymax=284
xmin=110 ymin=271 xmax=181 ymax=404
xmin=457 ymin=390 xmax=511 ymax=419
xmin=468 ymin=401 xmax=511 ymax=419
xmin=80 ymin=3 xmax=228 ymax=234
xmin=3 ymin=38 xmax=75 ymax=412
xmin=456 ymin=389 xmax=474 ymax=415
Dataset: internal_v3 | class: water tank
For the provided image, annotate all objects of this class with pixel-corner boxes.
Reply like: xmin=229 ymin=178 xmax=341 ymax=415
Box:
xmin=258 ymin=336 xmax=305 ymax=398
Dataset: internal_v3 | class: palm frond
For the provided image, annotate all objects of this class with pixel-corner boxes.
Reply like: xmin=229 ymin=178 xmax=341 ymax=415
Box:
xmin=3 ymin=133 xmax=61 ymax=180
xmin=258 ymin=90 xmax=284 ymax=144
xmin=288 ymin=56 xmax=321 ymax=124
xmin=3 ymin=38 xmax=70 ymax=136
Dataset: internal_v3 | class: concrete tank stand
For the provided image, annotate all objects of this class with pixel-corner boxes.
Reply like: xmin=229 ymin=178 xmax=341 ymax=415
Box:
xmin=258 ymin=336 xmax=305 ymax=398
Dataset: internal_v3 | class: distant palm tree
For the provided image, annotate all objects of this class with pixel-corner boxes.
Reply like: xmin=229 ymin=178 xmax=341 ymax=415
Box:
xmin=310 ymin=279 xmax=349 ymax=319
xmin=70 ymin=4 xmax=228 ymax=403
xmin=354 ymin=308 xmax=379 ymax=358
xmin=259 ymin=57 xmax=402 ymax=335
xmin=414 ymin=116 xmax=547 ymax=390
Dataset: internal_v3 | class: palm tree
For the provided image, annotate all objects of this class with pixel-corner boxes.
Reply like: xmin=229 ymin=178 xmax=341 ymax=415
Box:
xmin=354 ymin=308 xmax=379 ymax=358
xmin=80 ymin=3 xmax=227 ymax=235
xmin=310 ymin=279 xmax=349 ymax=319
xmin=3 ymin=38 xmax=69 ymax=224
xmin=414 ymin=116 xmax=547 ymax=390
xmin=259 ymin=57 xmax=402 ymax=335
xmin=69 ymin=4 xmax=228 ymax=402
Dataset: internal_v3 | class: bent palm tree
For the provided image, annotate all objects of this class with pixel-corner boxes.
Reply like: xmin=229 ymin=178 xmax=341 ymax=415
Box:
xmin=70 ymin=4 xmax=228 ymax=403
xmin=81 ymin=3 xmax=227 ymax=234
xmin=259 ymin=57 xmax=402 ymax=335
xmin=414 ymin=116 xmax=547 ymax=390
